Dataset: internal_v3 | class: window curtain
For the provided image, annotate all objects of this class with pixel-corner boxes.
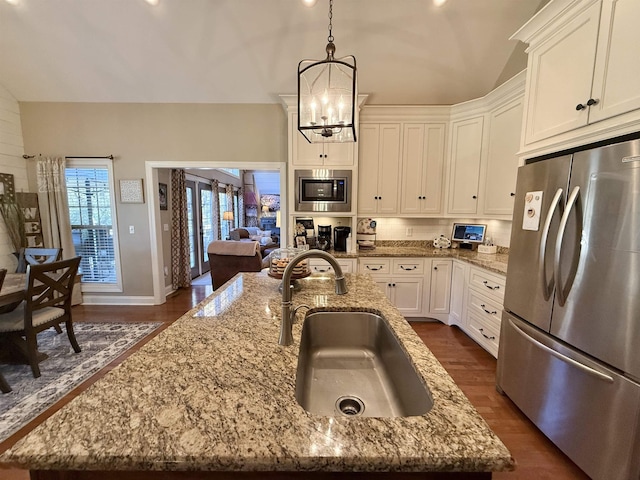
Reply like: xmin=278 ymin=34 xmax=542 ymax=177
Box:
xmin=36 ymin=157 xmax=75 ymax=261
xmin=238 ymin=186 xmax=245 ymax=227
xmin=170 ymin=169 xmax=191 ymax=289
xmin=211 ymin=179 xmax=221 ymax=240
xmin=225 ymin=184 xmax=234 ymax=228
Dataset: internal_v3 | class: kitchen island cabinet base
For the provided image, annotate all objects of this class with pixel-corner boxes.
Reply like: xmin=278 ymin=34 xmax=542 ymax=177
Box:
xmin=30 ymin=470 xmax=492 ymax=480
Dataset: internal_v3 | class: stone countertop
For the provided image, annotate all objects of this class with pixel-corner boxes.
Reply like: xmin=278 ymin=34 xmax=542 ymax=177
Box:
xmin=332 ymin=245 xmax=508 ymax=275
xmin=0 ymin=272 xmax=514 ymax=474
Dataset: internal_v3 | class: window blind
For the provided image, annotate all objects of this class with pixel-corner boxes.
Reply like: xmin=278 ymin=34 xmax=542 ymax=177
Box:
xmin=65 ymin=167 xmax=117 ymax=283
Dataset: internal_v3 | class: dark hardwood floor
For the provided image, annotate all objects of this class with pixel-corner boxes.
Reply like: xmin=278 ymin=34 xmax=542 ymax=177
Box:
xmin=0 ymin=285 xmax=589 ymax=480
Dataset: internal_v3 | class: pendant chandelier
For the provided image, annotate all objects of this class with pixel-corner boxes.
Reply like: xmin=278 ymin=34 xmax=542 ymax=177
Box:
xmin=298 ymin=0 xmax=357 ymax=144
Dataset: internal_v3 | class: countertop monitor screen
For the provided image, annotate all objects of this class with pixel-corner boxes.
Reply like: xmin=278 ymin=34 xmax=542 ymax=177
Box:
xmin=452 ymin=223 xmax=486 ymax=244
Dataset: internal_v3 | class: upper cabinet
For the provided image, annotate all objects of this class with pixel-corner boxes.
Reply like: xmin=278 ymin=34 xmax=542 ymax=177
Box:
xmin=480 ymin=96 xmax=524 ymax=216
xmin=446 ymin=116 xmax=484 ymax=216
xmin=292 ymin=114 xmax=354 ymax=166
xmin=358 ymin=124 xmax=401 ymax=214
xmin=514 ymin=0 xmax=640 ymax=153
xmin=400 ymin=123 xmax=446 ymax=215
xmin=446 ymin=73 xmax=525 ymax=218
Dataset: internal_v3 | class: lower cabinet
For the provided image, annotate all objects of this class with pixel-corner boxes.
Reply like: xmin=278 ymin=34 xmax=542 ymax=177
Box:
xmin=359 ymin=257 xmax=425 ymax=316
xmin=428 ymin=259 xmax=452 ymax=316
xmin=448 ymin=260 xmax=469 ymax=327
xmin=358 ymin=257 xmax=452 ymax=319
xmin=460 ymin=265 xmax=506 ymax=358
xmin=308 ymin=257 xmax=356 ymax=274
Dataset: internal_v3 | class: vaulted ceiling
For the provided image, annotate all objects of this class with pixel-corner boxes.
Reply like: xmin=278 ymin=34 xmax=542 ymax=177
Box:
xmin=0 ymin=0 xmax=544 ymax=105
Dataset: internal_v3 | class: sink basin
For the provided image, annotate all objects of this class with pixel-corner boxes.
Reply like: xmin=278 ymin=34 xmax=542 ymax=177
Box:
xmin=294 ymin=311 xmax=433 ymax=417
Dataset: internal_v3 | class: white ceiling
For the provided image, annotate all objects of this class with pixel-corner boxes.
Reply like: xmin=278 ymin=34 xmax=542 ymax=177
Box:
xmin=0 ymin=0 xmax=543 ymax=105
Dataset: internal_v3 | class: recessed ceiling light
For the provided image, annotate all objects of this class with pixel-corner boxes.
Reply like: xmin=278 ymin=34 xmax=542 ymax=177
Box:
xmin=4 ymin=0 xmax=21 ymax=5
xmin=145 ymin=0 xmax=160 ymax=5
xmin=302 ymin=0 xmax=318 ymax=7
xmin=433 ymin=0 xmax=448 ymax=6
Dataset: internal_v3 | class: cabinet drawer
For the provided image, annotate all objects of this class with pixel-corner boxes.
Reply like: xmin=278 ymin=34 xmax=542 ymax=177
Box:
xmin=467 ymin=309 xmax=501 ymax=358
xmin=468 ymin=267 xmax=505 ymax=302
xmin=467 ymin=289 xmax=503 ymax=325
xmin=392 ymin=258 xmax=425 ymax=275
xmin=309 ymin=258 xmax=354 ymax=274
xmin=358 ymin=258 xmax=391 ymax=275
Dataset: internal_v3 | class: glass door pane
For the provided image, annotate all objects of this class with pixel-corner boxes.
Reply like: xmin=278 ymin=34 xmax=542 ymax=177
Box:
xmin=199 ymin=183 xmax=213 ymax=273
xmin=185 ymin=180 xmax=199 ymax=278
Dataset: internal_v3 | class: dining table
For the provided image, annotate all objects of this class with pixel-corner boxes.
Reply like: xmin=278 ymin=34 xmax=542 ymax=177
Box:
xmin=0 ymin=273 xmax=27 ymax=312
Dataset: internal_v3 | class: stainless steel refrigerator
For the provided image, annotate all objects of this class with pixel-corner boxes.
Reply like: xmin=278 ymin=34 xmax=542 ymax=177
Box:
xmin=497 ymin=137 xmax=640 ymax=480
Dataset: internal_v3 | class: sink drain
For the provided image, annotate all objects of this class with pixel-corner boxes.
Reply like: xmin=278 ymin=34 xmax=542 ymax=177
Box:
xmin=336 ymin=396 xmax=365 ymax=416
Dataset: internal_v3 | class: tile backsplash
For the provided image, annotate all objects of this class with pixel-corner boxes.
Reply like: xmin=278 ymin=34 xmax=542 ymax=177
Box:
xmin=365 ymin=218 xmax=513 ymax=247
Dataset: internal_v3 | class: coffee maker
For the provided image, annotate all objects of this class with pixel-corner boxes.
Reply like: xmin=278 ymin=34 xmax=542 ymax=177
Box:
xmin=317 ymin=225 xmax=331 ymax=251
xmin=333 ymin=226 xmax=351 ymax=252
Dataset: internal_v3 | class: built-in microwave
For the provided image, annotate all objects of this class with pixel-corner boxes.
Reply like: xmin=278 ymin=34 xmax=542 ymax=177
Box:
xmin=295 ymin=169 xmax=352 ymax=212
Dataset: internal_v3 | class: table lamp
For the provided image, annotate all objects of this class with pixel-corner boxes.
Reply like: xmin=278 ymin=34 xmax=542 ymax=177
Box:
xmin=223 ymin=211 xmax=234 ymax=229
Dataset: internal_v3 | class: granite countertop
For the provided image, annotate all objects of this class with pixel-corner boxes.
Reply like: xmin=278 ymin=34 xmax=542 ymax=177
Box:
xmin=332 ymin=242 xmax=509 ymax=275
xmin=1 ymin=272 xmax=514 ymax=474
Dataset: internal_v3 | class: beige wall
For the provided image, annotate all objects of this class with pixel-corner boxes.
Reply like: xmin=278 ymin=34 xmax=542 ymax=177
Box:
xmin=20 ymin=102 xmax=287 ymax=299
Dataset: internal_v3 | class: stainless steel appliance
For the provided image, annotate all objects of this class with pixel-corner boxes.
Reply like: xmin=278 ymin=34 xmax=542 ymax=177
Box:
xmin=333 ymin=226 xmax=350 ymax=252
xmin=497 ymin=137 xmax=640 ymax=480
xmin=317 ymin=225 xmax=331 ymax=251
xmin=295 ymin=169 xmax=352 ymax=213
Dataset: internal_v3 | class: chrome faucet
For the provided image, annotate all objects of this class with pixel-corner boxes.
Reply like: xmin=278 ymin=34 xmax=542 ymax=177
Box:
xmin=279 ymin=250 xmax=348 ymax=346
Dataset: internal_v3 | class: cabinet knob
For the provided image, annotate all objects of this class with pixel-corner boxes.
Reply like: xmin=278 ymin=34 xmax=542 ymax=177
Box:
xmin=434 ymin=266 xmax=438 ymax=271
xmin=392 ymin=283 xmax=396 ymax=287
xmin=576 ymin=103 xmax=586 ymax=111
xmin=510 ymin=192 xmax=515 ymax=197
xmin=472 ymin=195 xmax=477 ymax=199
xmin=587 ymin=98 xmax=599 ymax=107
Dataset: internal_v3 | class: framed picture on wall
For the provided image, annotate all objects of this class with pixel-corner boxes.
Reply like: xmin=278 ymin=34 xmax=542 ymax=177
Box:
xmin=119 ymin=179 xmax=145 ymax=204
xmin=0 ymin=173 xmax=16 ymax=203
xmin=158 ymin=183 xmax=168 ymax=210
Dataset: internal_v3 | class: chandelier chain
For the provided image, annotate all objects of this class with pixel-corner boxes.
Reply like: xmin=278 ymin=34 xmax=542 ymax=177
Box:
xmin=327 ymin=0 xmax=334 ymax=43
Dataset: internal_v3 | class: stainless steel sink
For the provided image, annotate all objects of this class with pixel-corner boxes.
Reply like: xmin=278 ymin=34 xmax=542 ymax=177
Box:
xmin=294 ymin=311 xmax=433 ymax=417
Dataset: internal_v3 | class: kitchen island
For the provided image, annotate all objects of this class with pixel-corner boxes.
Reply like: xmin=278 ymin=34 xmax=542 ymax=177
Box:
xmin=0 ymin=271 xmax=514 ymax=479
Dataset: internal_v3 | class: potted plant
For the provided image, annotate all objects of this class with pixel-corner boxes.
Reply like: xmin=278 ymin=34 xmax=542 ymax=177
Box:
xmin=0 ymin=199 xmax=27 ymax=272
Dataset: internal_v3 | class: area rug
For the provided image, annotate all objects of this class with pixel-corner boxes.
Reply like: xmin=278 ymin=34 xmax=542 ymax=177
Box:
xmin=0 ymin=322 xmax=162 ymax=443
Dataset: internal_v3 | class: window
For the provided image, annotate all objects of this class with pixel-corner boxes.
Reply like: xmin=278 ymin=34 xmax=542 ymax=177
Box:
xmin=220 ymin=168 xmax=240 ymax=177
xmin=65 ymin=159 xmax=122 ymax=292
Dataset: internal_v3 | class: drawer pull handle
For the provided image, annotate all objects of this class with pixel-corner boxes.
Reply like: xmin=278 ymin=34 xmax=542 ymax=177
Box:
xmin=483 ymin=281 xmax=500 ymax=291
xmin=314 ymin=267 xmax=330 ymax=272
xmin=480 ymin=304 xmax=497 ymax=315
xmin=367 ymin=265 xmax=383 ymax=271
xmin=400 ymin=265 xmax=416 ymax=271
xmin=479 ymin=328 xmax=495 ymax=340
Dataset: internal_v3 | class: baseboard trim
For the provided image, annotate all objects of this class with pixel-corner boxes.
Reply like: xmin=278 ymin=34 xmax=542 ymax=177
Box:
xmin=80 ymin=295 xmax=157 ymax=306
xmin=164 ymin=284 xmax=176 ymax=297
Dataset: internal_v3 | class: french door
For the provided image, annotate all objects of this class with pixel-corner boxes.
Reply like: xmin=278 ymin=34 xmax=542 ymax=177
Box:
xmin=186 ymin=179 xmax=214 ymax=279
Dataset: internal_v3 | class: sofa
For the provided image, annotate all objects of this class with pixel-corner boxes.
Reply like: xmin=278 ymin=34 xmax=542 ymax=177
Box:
xmin=229 ymin=227 xmax=279 ymax=256
xmin=207 ymin=241 xmax=263 ymax=290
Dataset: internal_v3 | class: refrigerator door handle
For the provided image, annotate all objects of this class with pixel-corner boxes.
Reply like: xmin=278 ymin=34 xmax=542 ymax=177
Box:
xmin=554 ymin=186 xmax=580 ymax=306
xmin=508 ymin=318 xmax=614 ymax=383
xmin=538 ymin=188 xmax=564 ymax=301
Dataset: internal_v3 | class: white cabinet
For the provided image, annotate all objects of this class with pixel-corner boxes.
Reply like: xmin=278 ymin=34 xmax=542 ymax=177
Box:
xmin=463 ymin=266 xmax=506 ymax=358
xmin=516 ymin=0 xmax=640 ymax=146
xmin=447 ymin=116 xmax=484 ymax=215
xmin=308 ymin=257 xmax=356 ymax=274
xmin=480 ymin=96 xmax=524 ymax=216
xmin=428 ymin=259 xmax=452 ymax=315
xmin=292 ymin=114 xmax=354 ymax=166
xmin=448 ymin=260 xmax=468 ymax=326
xmin=400 ymin=123 xmax=446 ymax=215
xmin=357 ymin=124 xmax=401 ymax=215
xmin=358 ymin=257 xmax=424 ymax=316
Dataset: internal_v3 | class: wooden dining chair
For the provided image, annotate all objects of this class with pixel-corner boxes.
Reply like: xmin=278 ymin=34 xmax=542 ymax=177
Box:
xmin=23 ymin=247 xmax=62 ymax=266
xmin=0 ymin=257 xmax=81 ymax=378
